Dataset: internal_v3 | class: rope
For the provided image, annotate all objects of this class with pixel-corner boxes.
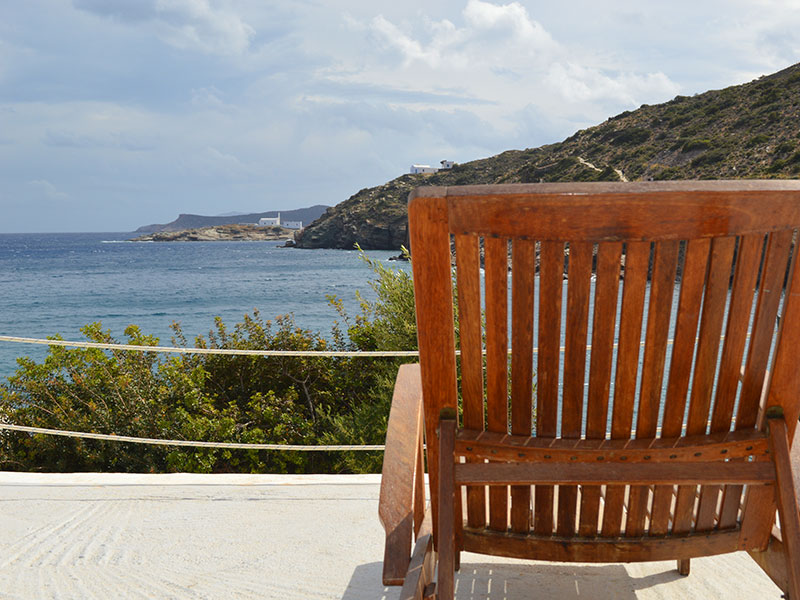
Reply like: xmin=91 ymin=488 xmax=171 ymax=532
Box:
xmin=0 ymin=424 xmax=384 ymax=451
xmin=1 ymin=333 xmax=741 ymax=357
xmin=0 ymin=335 xmax=419 ymax=357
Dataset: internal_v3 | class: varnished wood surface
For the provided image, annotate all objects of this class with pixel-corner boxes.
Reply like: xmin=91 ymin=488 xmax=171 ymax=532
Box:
xmin=535 ymin=240 xmax=563 ymax=535
xmin=579 ymin=242 xmax=622 ymax=536
xmin=603 ymin=241 xmax=648 ymax=538
xmin=379 ymin=364 xmax=424 ymax=585
xmin=766 ymin=415 xmax=800 ymax=599
xmin=455 ymin=461 xmax=775 ymax=486
xmin=410 ymin=181 xmax=800 ymax=241
xmin=627 ymin=241 xmax=679 ymax=536
xmin=730 ymin=230 xmax=794 ymax=544
xmin=454 ymin=234 xmax=486 ymax=530
xmin=437 ymin=414 xmax=457 ymax=600
xmin=484 ymin=237 xmax=509 ymax=532
xmin=650 ymin=238 xmax=710 ymax=535
xmin=455 ymin=429 xmax=769 ymax=463
xmin=398 ymin=181 xmax=800 ymax=593
xmin=398 ymin=509 xmax=435 ymax=600
xmin=510 ymin=239 xmax=535 ymax=533
xmin=409 ymin=195 xmax=458 ymax=541
xmin=461 ymin=527 xmax=743 ymax=563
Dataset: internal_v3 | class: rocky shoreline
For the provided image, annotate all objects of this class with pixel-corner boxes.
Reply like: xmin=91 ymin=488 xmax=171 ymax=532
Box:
xmin=130 ymin=224 xmax=294 ymax=242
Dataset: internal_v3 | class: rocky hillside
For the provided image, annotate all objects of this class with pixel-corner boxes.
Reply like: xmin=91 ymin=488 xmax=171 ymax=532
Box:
xmin=135 ymin=205 xmax=329 ymax=233
xmin=130 ymin=224 xmax=293 ymax=242
xmin=294 ymin=62 xmax=800 ymax=250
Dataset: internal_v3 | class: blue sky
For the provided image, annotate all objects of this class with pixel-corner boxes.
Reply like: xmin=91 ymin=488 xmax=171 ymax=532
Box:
xmin=1 ymin=0 xmax=798 ymax=232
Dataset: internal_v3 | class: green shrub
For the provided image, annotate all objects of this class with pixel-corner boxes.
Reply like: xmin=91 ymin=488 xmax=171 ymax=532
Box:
xmin=690 ymin=149 xmax=726 ymax=168
xmin=746 ymin=134 xmax=770 ymax=147
xmin=681 ymin=139 xmax=713 ymax=153
xmin=0 ymin=251 xmax=420 ymax=474
xmin=604 ymin=127 xmax=651 ymax=146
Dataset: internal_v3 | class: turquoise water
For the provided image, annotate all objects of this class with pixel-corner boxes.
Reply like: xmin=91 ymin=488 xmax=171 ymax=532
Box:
xmin=0 ymin=233 xmax=408 ymax=379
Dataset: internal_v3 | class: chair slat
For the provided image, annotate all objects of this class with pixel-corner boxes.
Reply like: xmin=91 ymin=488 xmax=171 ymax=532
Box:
xmin=485 ymin=236 xmax=510 ymax=531
xmin=408 ymin=194 xmax=459 ymax=541
xmin=694 ymin=234 xmax=764 ymax=532
xmin=557 ymin=241 xmax=593 ymax=536
xmin=764 ymin=231 xmax=800 ymax=443
xmin=627 ymin=241 xmax=679 ymax=536
xmin=579 ymin=242 xmax=623 ymax=536
xmin=602 ymin=241 xmax=650 ymax=537
xmin=534 ymin=240 xmax=564 ymax=535
xmin=737 ymin=229 xmax=793 ymax=429
xmin=710 ymin=235 xmax=765 ymax=432
xmin=649 ymin=238 xmax=710 ymax=535
xmin=673 ymin=237 xmax=736 ymax=535
xmin=510 ymin=238 xmax=536 ymax=533
xmin=454 ymin=234 xmax=486 ymax=529
xmin=724 ymin=229 xmax=794 ymax=535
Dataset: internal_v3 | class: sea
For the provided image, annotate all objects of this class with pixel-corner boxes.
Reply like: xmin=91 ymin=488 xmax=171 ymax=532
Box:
xmin=0 ymin=233 xmax=410 ymax=381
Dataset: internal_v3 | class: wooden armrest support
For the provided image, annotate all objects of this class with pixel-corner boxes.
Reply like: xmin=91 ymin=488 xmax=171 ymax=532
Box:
xmin=379 ymin=363 xmax=424 ymax=586
xmin=748 ymin=410 xmax=800 ymax=598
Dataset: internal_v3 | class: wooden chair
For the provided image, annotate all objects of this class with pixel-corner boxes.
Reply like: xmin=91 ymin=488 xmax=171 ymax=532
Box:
xmin=379 ymin=181 xmax=800 ymax=599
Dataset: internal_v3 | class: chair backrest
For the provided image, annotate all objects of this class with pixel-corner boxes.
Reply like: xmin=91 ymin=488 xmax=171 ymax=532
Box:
xmin=409 ymin=181 xmax=800 ymax=543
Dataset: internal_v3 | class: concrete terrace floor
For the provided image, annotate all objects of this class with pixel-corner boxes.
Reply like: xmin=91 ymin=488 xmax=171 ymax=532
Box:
xmin=0 ymin=472 xmax=784 ymax=599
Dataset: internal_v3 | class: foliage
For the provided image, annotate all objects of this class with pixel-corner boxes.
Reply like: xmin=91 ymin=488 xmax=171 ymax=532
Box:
xmin=0 ymin=252 xmax=418 ymax=474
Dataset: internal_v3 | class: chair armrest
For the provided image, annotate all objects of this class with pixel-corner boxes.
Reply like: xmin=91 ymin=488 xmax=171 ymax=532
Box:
xmin=379 ymin=363 xmax=424 ymax=586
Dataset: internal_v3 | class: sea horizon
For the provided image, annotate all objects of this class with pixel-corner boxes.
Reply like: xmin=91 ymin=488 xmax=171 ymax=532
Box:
xmin=0 ymin=232 xmax=408 ymax=380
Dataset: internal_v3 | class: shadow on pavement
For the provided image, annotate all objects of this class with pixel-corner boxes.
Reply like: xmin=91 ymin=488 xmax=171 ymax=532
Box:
xmin=343 ymin=560 xmax=683 ymax=599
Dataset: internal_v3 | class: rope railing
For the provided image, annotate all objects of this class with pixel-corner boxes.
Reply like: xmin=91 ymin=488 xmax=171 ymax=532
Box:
xmin=0 ymin=423 xmax=384 ymax=451
xmin=0 ymin=335 xmax=404 ymax=451
xmin=0 ymin=335 xmax=420 ymax=357
xmin=0 ymin=333 xmax=732 ymax=356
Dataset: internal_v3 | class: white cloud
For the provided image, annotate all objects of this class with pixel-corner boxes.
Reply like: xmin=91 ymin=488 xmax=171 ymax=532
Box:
xmin=74 ymin=0 xmax=255 ymax=56
xmin=28 ymin=179 xmax=69 ymax=201
xmin=346 ymin=0 xmax=680 ymax=141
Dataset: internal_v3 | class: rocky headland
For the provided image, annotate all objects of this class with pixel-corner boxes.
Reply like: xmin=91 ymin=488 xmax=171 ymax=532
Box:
xmin=294 ymin=62 xmax=800 ymax=250
xmin=130 ymin=224 xmax=294 ymax=242
xmin=135 ymin=205 xmax=328 ymax=234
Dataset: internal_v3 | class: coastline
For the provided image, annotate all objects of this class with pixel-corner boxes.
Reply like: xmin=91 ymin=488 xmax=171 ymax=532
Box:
xmin=129 ymin=223 xmax=294 ymax=242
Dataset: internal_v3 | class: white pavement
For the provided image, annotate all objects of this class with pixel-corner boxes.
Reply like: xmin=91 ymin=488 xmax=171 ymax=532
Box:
xmin=0 ymin=472 xmax=784 ymax=599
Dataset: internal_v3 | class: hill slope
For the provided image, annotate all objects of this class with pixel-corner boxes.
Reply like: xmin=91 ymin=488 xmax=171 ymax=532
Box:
xmin=295 ymin=62 xmax=800 ymax=250
xmin=135 ymin=205 xmax=329 ymax=233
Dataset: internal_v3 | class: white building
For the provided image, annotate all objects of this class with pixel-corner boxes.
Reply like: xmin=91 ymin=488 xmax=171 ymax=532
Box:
xmin=258 ymin=215 xmax=280 ymax=227
xmin=410 ymin=160 xmax=455 ymax=174
xmin=257 ymin=213 xmax=302 ymax=229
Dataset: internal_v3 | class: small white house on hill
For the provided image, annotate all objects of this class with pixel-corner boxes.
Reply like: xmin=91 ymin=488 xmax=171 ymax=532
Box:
xmin=410 ymin=160 xmax=455 ymax=174
xmin=282 ymin=220 xmax=303 ymax=229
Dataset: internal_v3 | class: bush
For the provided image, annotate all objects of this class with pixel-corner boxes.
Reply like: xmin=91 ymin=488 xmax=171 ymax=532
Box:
xmin=681 ymin=139 xmax=713 ymax=153
xmin=0 ymin=251 xmax=419 ymax=474
xmin=603 ymin=127 xmax=651 ymax=146
xmin=690 ymin=149 xmax=726 ymax=168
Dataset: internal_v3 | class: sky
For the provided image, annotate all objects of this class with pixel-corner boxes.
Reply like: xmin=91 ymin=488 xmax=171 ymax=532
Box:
xmin=1 ymin=1 xmax=799 ymax=232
